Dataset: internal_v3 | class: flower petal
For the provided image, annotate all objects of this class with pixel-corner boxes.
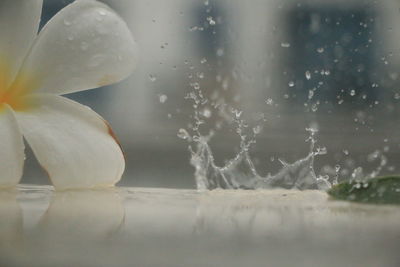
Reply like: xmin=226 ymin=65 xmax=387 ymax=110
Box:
xmin=0 ymin=0 xmax=42 ymax=87
xmin=0 ymin=105 xmax=25 ymax=188
xmin=19 ymin=0 xmax=137 ymax=95
xmin=15 ymin=95 xmax=125 ymax=190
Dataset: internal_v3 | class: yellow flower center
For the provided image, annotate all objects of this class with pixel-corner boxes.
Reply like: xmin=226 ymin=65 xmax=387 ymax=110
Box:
xmin=0 ymin=61 xmax=39 ymax=112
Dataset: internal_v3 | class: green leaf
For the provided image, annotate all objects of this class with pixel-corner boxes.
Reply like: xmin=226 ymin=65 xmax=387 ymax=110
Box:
xmin=328 ymin=176 xmax=400 ymax=205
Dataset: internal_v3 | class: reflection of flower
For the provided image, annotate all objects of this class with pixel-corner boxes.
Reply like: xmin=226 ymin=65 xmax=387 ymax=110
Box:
xmin=38 ymin=189 xmax=124 ymax=240
xmin=0 ymin=187 xmax=124 ymax=265
xmin=0 ymin=0 xmax=137 ymax=189
xmin=0 ymin=191 xmax=22 ymax=251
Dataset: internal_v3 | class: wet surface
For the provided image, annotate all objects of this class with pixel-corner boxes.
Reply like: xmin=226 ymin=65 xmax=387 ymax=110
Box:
xmin=1 ymin=185 xmax=400 ymax=267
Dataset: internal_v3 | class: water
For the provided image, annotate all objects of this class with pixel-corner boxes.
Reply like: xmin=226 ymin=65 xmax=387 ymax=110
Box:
xmin=180 ymin=85 xmax=332 ymax=191
xmin=188 ymin=127 xmax=331 ymax=191
xmin=4 ymin=185 xmax=400 ymax=267
xmin=181 ymin=84 xmax=388 ymax=191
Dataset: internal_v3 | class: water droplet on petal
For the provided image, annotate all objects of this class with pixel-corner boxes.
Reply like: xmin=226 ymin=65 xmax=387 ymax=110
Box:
xmin=88 ymin=54 xmax=106 ymax=67
xmin=63 ymin=19 xmax=72 ymax=26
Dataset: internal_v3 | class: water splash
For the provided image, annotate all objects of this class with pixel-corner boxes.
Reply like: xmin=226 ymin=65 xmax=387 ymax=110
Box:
xmin=181 ymin=80 xmax=392 ymax=191
xmin=187 ymin=126 xmax=331 ymax=191
xmin=180 ymin=85 xmax=332 ymax=191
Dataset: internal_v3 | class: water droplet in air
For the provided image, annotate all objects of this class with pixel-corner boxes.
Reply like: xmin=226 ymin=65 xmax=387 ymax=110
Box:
xmin=200 ymin=58 xmax=207 ymax=64
xmin=288 ymin=81 xmax=295 ymax=87
xmin=177 ymin=128 xmax=191 ymax=140
xmin=311 ymin=104 xmax=318 ymax=112
xmin=317 ymin=146 xmax=327 ymax=154
xmin=305 ymin=71 xmax=311 ymax=80
xmin=192 ymin=82 xmax=200 ymax=90
xmin=253 ymin=125 xmax=261 ymax=134
xmin=233 ymin=109 xmax=242 ymax=118
xmin=159 ymin=94 xmax=167 ymax=103
xmin=207 ymin=16 xmax=216 ymax=25
xmin=265 ymin=98 xmax=273 ymax=105
xmin=281 ymin=42 xmax=290 ymax=48
xmin=308 ymin=90 xmax=314 ymax=99
xmin=80 ymin=41 xmax=89 ymax=51
xmin=335 ymin=165 xmax=341 ymax=172
xmin=149 ymin=74 xmax=157 ymax=82
xmin=317 ymin=47 xmax=324 ymax=53
xmin=197 ymin=72 xmax=204 ymax=79
xmin=350 ymin=90 xmax=355 ymax=96
xmin=202 ymin=108 xmax=212 ymax=118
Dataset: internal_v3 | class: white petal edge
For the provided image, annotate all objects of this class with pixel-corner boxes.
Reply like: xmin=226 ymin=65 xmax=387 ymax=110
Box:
xmin=0 ymin=0 xmax=42 ymax=87
xmin=15 ymin=94 xmax=125 ymax=190
xmin=0 ymin=105 xmax=25 ymax=188
xmin=18 ymin=0 xmax=137 ymax=95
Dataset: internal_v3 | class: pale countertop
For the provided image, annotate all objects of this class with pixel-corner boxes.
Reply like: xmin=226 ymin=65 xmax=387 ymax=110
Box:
xmin=1 ymin=185 xmax=400 ymax=267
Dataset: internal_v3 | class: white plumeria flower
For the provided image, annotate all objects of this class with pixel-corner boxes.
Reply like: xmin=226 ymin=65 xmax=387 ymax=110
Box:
xmin=0 ymin=0 xmax=137 ymax=190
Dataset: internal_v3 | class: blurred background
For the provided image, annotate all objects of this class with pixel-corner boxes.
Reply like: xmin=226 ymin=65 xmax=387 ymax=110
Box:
xmin=22 ymin=0 xmax=400 ymax=189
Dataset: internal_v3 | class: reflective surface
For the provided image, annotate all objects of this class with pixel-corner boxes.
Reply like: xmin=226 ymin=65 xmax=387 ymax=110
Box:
xmin=1 ymin=185 xmax=399 ymax=266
